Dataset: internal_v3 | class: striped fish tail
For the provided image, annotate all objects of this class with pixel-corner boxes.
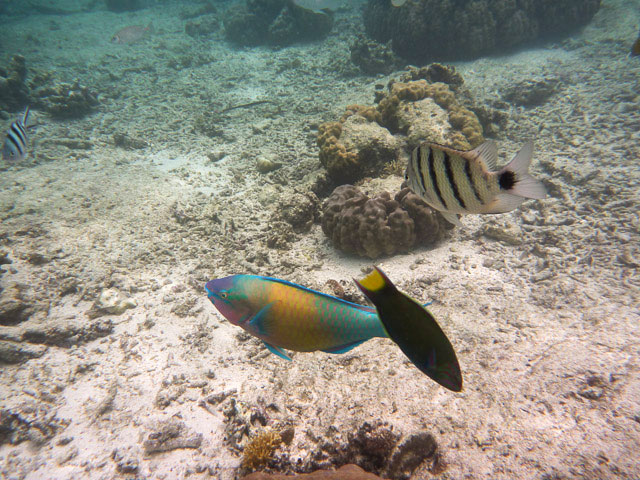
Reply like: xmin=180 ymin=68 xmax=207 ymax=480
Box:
xmin=498 ymin=141 xmax=547 ymax=200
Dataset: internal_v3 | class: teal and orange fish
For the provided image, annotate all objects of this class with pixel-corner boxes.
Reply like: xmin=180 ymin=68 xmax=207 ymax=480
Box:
xmin=205 ymin=267 xmax=462 ymax=391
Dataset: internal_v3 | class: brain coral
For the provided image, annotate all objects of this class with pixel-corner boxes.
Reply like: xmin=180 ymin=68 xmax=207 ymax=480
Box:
xmin=363 ymin=0 xmax=601 ymax=63
xmin=321 ymin=185 xmax=446 ymax=258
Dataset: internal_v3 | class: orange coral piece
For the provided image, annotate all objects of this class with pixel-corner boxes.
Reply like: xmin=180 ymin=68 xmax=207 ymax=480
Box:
xmin=340 ymin=104 xmax=381 ymax=124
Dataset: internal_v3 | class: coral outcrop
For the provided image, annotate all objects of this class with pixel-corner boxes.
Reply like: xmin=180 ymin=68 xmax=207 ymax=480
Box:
xmin=350 ymin=35 xmax=401 ymax=75
xmin=223 ymin=0 xmax=333 ymax=47
xmin=33 ymin=80 xmax=99 ymax=119
xmin=363 ymin=0 xmax=602 ymax=62
xmin=321 ymin=185 xmax=446 ymax=259
xmin=317 ymin=65 xmax=484 ymax=183
xmin=0 ymin=56 xmax=29 ymax=112
xmin=105 ymin=0 xmax=145 ymax=12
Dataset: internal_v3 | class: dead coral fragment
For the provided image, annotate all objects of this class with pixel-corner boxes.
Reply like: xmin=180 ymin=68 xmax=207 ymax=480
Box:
xmin=142 ymin=417 xmax=202 ymax=454
xmin=317 ymin=113 xmax=400 ymax=183
xmin=242 ymin=429 xmax=282 ymax=470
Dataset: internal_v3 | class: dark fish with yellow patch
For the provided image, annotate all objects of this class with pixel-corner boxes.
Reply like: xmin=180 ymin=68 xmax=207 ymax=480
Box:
xmin=355 ymin=267 xmax=462 ymax=392
xmin=405 ymin=140 xmax=546 ymax=226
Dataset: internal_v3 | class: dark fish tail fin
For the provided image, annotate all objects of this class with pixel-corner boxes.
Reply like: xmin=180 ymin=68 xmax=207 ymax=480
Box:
xmin=499 ymin=141 xmax=546 ymax=200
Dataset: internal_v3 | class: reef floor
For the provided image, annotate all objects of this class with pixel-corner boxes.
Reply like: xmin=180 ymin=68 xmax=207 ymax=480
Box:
xmin=0 ymin=1 xmax=638 ymax=479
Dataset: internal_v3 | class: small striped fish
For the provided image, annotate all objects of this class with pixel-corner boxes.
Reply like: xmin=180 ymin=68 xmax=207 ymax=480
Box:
xmin=405 ymin=140 xmax=546 ymax=226
xmin=2 ymin=107 xmax=30 ymax=162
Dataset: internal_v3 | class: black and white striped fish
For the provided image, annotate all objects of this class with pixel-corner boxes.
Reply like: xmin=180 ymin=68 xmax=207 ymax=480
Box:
xmin=2 ymin=107 xmax=30 ymax=162
xmin=405 ymin=140 xmax=546 ymax=226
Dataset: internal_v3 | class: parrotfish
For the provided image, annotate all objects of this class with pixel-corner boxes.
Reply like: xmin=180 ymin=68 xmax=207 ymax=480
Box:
xmin=405 ymin=140 xmax=547 ymax=226
xmin=205 ymin=267 xmax=462 ymax=391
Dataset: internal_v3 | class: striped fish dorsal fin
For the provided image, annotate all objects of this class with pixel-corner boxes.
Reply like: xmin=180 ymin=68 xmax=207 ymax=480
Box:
xmin=22 ymin=107 xmax=30 ymax=126
xmin=468 ymin=140 xmax=498 ymax=171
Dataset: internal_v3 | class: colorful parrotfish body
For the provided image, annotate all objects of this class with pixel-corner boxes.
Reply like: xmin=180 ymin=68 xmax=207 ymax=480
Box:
xmin=205 ymin=275 xmax=387 ymax=360
xmin=354 ymin=267 xmax=462 ymax=392
xmin=206 ymin=269 xmax=463 ymax=392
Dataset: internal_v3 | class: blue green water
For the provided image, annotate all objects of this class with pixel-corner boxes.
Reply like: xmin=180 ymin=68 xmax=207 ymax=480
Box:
xmin=0 ymin=1 xmax=638 ymax=479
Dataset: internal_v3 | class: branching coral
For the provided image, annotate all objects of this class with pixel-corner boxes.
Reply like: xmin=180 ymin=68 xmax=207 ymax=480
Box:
xmin=242 ymin=429 xmax=283 ymax=470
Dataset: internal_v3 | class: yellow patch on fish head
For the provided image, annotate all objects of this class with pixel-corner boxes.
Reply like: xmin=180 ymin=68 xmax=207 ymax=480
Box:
xmin=358 ymin=268 xmax=386 ymax=292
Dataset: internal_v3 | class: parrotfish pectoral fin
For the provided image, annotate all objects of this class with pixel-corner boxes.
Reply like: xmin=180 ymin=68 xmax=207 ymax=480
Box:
xmin=355 ymin=267 xmax=463 ymax=392
xmin=322 ymin=339 xmax=367 ymax=354
xmin=263 ymin=341 xmax=292 ymax=361
xmin=247 ymin=301 xmax=277 ymax=335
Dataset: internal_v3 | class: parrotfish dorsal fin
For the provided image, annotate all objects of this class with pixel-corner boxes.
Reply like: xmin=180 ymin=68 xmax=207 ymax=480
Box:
xmin=470 ymin=140 xmax=498 ymax=171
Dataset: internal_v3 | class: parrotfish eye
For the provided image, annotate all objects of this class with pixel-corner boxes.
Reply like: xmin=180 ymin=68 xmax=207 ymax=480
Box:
xmin=220 ymin=291 xmax=228 ymax=299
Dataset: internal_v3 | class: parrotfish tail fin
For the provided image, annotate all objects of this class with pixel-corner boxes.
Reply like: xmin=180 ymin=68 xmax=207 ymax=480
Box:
xmin=22 ymin=106 xmax=30 ymax=126
xmin=499 ymin=141 xmax=547 ymax=200
xmin=355 ymin=267 xmax=463 ymax=392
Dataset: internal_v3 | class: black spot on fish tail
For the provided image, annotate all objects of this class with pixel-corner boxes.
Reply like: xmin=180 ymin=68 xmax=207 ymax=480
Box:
xmin=465 ymin=162 xmax=483 ymax=204
xmin=444 ymin=154 xmax=466 ymax=209
xmin=499 ymin=170 xmax=516 ymax=191
xmin=428 ymin=148 xmax=447 ymax=209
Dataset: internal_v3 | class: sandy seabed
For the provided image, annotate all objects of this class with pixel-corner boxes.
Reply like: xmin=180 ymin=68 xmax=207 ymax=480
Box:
xmin=0 ymin=0 xmax=639 ymax=479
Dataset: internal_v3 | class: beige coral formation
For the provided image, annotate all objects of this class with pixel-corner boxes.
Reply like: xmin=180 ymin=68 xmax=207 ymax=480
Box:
xmin=378 ymin=79 xmax=483 ymax=149
xmin=316 ymin=65 xmax=484 ymax=184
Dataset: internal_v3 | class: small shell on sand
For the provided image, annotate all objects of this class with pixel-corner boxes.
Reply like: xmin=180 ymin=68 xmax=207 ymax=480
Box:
xmin=256 ymin=156 xmax=282 ymax=174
